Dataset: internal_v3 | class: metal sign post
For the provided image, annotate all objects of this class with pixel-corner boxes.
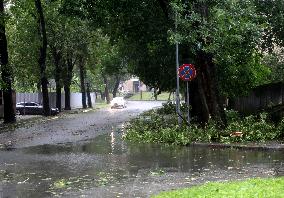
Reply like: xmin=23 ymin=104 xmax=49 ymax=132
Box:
xmin=178 ymin=63 xmax=197 ymax=125
xmin=175 ymin=12 xmax=182 ymax=126
xmin=186 ymin=81 xmax=190 ymax=124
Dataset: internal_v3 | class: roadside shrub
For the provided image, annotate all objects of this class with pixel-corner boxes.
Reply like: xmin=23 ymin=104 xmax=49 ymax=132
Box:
xmin=156 ymin=102 xmax=176 ymax=115
xmin=158 ymin=126 xmax=190 ymax=145
xmin=276 ymin=118 xmax=284 ymax=139
xmin=156 ymin=102 xmax=190 ymax=115
xmin=225 ymin=113 xmax=277 ymax=142
xmin=225 ymin=109 xmax=241 ymax=123
xmin=125 ymin=104 xmax=283 ymax=145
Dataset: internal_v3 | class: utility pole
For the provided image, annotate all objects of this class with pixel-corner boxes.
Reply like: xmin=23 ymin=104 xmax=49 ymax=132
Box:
xmin=175 ymin=11 xmax=182 ymax=126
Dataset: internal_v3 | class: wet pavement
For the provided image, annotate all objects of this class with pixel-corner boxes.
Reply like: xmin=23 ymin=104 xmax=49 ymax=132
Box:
xmin=0 ymin=101 xmax=283 ymax=198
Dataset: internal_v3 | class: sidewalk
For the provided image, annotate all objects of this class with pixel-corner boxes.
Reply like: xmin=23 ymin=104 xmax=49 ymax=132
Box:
xmin=0 ymin=102 xmax=108 ymax=130
xmin=0 ymin=107 xmax=97 ymax=133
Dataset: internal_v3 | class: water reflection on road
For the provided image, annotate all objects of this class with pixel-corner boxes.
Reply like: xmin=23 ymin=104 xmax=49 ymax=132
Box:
xmin=0 ymin=126 xmax=283 ymax=197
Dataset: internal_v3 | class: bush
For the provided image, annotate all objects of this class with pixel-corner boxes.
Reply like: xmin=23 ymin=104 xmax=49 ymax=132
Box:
xmin=156 ymin=102 xmax=190 ymax=115
xmin=225 ymin=109 xmax=241 ymax=123
xmin=156 ymin=102 xmax=176 ymax=115
xmin=225 ymin=113 xmax=277 ymax=142
xmin=124 ymin=105 xmax=284 ymax=145
xmin=276 ymin=118 xmax=284 ymax=139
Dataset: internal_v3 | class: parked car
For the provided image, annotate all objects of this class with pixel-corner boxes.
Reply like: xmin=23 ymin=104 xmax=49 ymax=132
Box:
xmin=16 ymin=102 xmax=59 ymax=115
xmin=110 ymin=97 xmax=127 ymax=109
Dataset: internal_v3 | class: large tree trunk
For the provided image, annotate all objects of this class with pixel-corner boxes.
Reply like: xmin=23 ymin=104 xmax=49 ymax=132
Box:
xmin=100 ymin=90 xmax=105 ymax=101
xmin=64 ymin=54 xmax=75 ymax=110
xmin=206 ymin=55 xmax=227 ymax=127
xmin=78 ymin=56 xmax=87 ymax=109
xmin=197 ymin=51 xmax=227 ymax=127
xmin=35 ymin=0 xmax=50 ymax=116
xmin=185 ymin=2 xmax=227 ymax=126
xmin=154 ymin=88 xmax=158 ymax=101
xmin=86 ymin=83 xmax=92 ymax=108
xmin=56 ymin=85 xmax=61 ymax=111
xmin=52 ymin=47 xmax=62 ymax=111
xmin=64 ymin=85 xmax=71 ymax=110
xmin=0 ymin=0 xmax=15 ymax=123
xmin=191 ymin=66 xmax=210 ymax=124
xmin=103 ymin=74 xmax=110 ymax=104
xmin=112 ymin=75 xmax=120 ymax=98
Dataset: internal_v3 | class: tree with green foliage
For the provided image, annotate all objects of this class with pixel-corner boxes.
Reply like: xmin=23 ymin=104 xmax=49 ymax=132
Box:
xmin=60 ymin=0 xmax=273 ymax=126
xmin=87 ymin=30 xmax=129 ymax=102
xmin=7 ymin=0 xmax=94 ymax=112
xmin=254 ymin=0 xmax=284 ymax=84
xmin=45 ymin=0 xmax=65 ymax=111
xmin=262 ymin=48 xmax=284 ymax=83
xmin=7 ymin=1 xmax=40 ymax=93
xmin=34 ymin=0 xmax=50 ymax=116
xmin=171 ymin=0 xmax=272 ymax=125
xmin=254 ymin=0 xmax=284 ymax=50
xmin=7 ymin=0 xmax=51 ymax=115
xmin=0 ymin=0 xmax=16 ymax=123
xmin=82 ymin=0 xmax=269 ymax=125
xmin=4 ymin=0 xmax=282 ymax=126
xmin=59 ymin=18 xmax=91 ymax=109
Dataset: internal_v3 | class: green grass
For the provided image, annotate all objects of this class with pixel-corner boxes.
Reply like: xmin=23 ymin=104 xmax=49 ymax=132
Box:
xmin=152 ymin=177 xmax=284 ymax=198
xmin=94 ymin=102 xmax=109 ymax=109
xmin=128 ymin=92 xmax=173 ymax=101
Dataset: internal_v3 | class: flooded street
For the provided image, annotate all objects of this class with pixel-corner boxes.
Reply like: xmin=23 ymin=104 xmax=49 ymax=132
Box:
xmin=0 ymin=101 xmax=283 ymax=197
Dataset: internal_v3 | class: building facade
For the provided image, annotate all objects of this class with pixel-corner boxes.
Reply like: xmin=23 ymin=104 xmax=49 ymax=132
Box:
xmin=119 ymin=78 xmax=148 ymax=93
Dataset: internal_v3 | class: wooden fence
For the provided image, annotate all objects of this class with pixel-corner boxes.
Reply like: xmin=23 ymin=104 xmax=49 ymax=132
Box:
xmin=232 ymin=82 xmax=284 ymax=114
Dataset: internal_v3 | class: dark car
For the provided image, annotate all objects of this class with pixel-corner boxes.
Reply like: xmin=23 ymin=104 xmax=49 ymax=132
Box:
xmin=16 ymin=102 xmax=59 ymax=116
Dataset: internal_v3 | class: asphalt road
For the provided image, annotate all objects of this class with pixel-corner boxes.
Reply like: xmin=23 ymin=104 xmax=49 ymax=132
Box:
xmin=0 ymin=101 xmax=163 ymax=148
xmin=0 ymin=101 xmax=282 ymax=198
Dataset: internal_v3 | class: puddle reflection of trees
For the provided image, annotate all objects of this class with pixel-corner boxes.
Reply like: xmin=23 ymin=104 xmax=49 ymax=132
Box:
xmin=126 ymin=143 xmax=284 ymax=175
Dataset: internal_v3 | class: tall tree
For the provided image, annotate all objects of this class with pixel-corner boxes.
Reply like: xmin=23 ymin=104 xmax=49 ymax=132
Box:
xmin=254 ymin=0 xmax=284 ymax=50
xmin=51 ymin=46 xmax=62 ymax=111
xmin=45 ymin=0 xmax=64 ymax=112
xmin=86 ymin=81 xmax=92 ymax=108
xmin=0 ymin=0 xmax=16 ymax=123
xmin=83 ymin=0 xmax=270 ymax=125
xmin=172 ymin=0 xmax=268 ymax=125
xmin=102 ymin=74 xmax=110 ymax=104
xmin=34 ymin=0 xmax=50 ymax=116
xmin=78 ymin=55 xmax=87 ymax=109
xmin=63 ymin=52 xmax=75 ymax=110
xmin=7 ymin=1 xmax=40 ymax=93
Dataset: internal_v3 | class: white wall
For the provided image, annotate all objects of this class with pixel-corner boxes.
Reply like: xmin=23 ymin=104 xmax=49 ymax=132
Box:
xmin=16 ymin=93 xmax=39 ymax=104
xmin=16 ymin=92 xmax=96 ymax=109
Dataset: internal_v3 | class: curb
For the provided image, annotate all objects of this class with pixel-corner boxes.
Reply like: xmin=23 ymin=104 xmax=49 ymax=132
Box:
xmin=190 ymin=142 xmax=284 ymax=151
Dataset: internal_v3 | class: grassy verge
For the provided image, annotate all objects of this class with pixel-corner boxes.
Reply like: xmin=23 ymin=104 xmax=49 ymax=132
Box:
xmin=94 ymin=102 xmax=109 ymax=109
xmin=152 ymin=177 xmax=284 ymax=198
xmin=128 ymin=92 xmax=172 ymax=101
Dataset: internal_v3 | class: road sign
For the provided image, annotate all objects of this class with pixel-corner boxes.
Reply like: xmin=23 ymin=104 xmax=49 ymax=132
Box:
xmin=178 ymin=64 xmax=197 ymax=81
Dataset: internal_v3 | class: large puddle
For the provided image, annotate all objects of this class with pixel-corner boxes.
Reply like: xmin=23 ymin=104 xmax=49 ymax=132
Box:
xmin=0 ymin=126 xmax=283 ymax=197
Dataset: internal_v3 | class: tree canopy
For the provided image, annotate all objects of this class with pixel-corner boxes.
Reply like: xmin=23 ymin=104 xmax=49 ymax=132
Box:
xmin=1 ymin=0 xmax=284 ymax=123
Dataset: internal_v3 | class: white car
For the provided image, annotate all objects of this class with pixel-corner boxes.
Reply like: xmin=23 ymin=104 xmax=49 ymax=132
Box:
xmin=110 ymin=97 xmax=126 ymax=108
